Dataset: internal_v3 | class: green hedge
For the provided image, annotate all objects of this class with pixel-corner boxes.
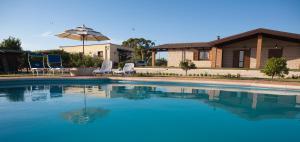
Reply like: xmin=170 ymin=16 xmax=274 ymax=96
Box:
xmin=36 ymin=50 xmax=103 ymax=68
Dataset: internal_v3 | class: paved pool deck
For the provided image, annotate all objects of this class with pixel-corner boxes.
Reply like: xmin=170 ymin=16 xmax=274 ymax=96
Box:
xmin=0 ymin=76 xmax=299 ymax=89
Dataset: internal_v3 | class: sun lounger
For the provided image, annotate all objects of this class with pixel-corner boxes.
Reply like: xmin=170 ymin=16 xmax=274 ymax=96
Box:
xmin=93 ymin=60 xmax=112 ymax=75
xmin=47 ymin=54 xmax=64 ymax=74
xmin=113 ymin=63 xmax=135 ymax=75
xmin=28 ymin=53 xmax=45 ymax=75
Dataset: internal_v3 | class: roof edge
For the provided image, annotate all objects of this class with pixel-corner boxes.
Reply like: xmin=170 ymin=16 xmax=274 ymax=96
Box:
xmin=59 ymin=43 xmax=122 ymax=48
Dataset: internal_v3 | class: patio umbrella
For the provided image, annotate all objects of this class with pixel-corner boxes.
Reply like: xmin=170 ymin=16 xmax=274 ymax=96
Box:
xmin=56 ymin=25 xmax=110 ymax=55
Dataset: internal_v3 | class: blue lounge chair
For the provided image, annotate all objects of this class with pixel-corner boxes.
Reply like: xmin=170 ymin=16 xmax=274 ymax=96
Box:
xmin=28 ymin=53 xmax=45 ymax=75
xmin=47 ymin=54 xmax=64 ymax=74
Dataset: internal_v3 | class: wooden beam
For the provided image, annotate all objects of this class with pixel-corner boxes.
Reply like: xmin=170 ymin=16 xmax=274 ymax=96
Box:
xmin=210 ymin=47 xmax=222 ymax=68
xmin=216 ymin=47 xmax=223 ymax=68
xmin=256 ymin=34 xmax=263 ymax=69
xmin=210 ymin=47 xmax=217 ymax=68
xmin=152 ymin=51 xmax=156 ymax=67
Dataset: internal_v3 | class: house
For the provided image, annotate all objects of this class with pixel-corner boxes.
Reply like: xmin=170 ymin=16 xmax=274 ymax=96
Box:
xmin=151 ymin=28 xmax=300 ymax=69
xmin=60 ymin=43 xmax=133 ymax=64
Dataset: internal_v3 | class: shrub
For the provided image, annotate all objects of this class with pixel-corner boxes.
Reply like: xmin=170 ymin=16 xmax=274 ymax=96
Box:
xmin=291 ymin=75 xmax=297 ymax=79
xmin=179 ymin=60 xmax=196 ymax=76
xmin=227 ymin=73 xmax=232 ymax=78
xmin=118 ymin=62 xmax=125 ymax=69
xmin=261 ymin=57 xmax=289 ymax=79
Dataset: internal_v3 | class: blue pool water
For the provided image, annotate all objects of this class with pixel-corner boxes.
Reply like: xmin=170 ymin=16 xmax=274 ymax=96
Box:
xmin=0 ymin=79 xmax=300 ymax=142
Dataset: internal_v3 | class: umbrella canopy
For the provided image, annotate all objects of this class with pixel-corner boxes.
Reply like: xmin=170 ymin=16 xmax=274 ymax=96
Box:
xmin=56 ymin=25 xmax=110 ymax=54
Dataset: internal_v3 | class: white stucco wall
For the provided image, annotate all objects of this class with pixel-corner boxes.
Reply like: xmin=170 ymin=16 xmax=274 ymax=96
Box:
xmin=60 ymin=43 xmax=133 ymax=63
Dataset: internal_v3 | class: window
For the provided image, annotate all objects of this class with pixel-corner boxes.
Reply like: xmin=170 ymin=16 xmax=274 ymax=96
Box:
xmin=98 ymin=51 xmax=103 ymax=58
xmin=199 ymin=50 xmax=210 ymax=60
xmin=268 ymin=49 xmax=282 ymax=58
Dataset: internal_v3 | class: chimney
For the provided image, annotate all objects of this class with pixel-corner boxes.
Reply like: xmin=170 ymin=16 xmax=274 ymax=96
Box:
xmin=217 ymin=36 xmax=221 ymax=40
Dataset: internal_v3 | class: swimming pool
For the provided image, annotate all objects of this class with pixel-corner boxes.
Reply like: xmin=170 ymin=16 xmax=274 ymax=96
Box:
xmin=0 ymin=78 xmax=300 ymax=142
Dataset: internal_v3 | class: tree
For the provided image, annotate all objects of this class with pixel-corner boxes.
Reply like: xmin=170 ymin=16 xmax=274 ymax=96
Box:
xmin=122 ymin=38 xmax=155 ymax=64
xmin=155 ymin=58 xmax=167 ymax=66
xmin=261 ymin=57 xmax=289 ymax=79
xmin=0 ymin=37 xmax=22 ymax=51
xmin=180 ymin=60 xmax=196 ymax=76
xmin=0 ymin=37 xmax=23 ymax=73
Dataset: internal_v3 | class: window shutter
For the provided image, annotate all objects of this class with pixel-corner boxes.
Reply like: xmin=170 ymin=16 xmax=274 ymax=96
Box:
xmin=193 ymin=50 xmax=199 ymax=61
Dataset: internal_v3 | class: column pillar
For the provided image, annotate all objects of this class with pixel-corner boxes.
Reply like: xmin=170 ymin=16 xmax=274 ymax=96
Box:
xmin=152 ymin=50 xmax=156 ymax=67
xmin=211 ymin=47 xmax=223 ymax=68
xmin=216 ymin=47 xmax=223 ymax=68
xmin=256 ymin=34 xmax=263 ymax=69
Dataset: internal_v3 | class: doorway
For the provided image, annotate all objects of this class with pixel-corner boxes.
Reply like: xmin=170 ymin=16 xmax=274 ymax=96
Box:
xmin=233 ymin=50 xmax=250 ymax=68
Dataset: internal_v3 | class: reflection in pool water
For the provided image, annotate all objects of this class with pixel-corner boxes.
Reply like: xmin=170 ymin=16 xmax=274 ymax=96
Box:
xmin=1 ymin=83 xmax=300 ymax=121
xmin=0 ymin=81 xmax=300 ymax=142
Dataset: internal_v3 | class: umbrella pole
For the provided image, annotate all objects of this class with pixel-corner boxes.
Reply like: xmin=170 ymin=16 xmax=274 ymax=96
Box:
xmin=82 ymin=35 xmax=85 ymax=67
xmin=82 ymin=35 xmax=85 ymax=55
xmin=84 ymin=85 xmax=87 ymax=113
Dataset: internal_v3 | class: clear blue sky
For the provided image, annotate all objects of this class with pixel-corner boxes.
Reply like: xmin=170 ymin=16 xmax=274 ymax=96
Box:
xmin=1 ymin=0 xmax=300 ymax=53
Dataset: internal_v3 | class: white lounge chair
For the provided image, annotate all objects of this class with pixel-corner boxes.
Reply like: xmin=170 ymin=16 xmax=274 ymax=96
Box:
xmin=113 ymin=63 xmax=136 ymax=75
xmin=93 ymin=60 xmax=112 ymax=75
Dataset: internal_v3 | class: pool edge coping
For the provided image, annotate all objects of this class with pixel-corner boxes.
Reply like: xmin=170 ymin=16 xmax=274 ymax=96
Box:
xmin=0 ymin=76 xmax=299 ymax=90
xmin=108 ymin=77 xmax=300 ymax=90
